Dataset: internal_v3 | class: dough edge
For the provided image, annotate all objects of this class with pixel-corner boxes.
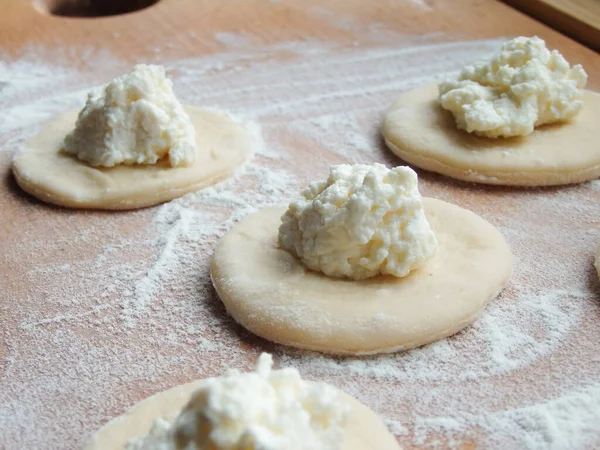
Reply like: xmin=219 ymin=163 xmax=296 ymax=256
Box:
xmin=213 ymin=269 xmax=508 ymax=356
xmin=383 ymin=136 xmax=600 ymax=187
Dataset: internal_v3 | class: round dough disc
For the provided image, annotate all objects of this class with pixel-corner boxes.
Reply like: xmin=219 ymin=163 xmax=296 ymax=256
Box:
xmin=12 ymin=106 xmax=254 ymax=210
xmin=83 ymin=380 xmax=400 ymax=450
xmin=382 ymin=84 xmax=600 ymax=186
xmin=211 ymin=198 xmax=512 ymax=355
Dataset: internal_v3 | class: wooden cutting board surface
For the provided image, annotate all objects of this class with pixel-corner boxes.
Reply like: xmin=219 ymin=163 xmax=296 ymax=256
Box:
xmin=502 ymin=0 xmax=600 ymax=52
xmin=1 ymin=0 xmax=600 ymax=449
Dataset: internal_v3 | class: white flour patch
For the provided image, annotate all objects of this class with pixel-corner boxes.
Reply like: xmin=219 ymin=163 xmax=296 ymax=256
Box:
xmin=485 ymin=384 xmax=600 ymax=449
xmin=1 ymin=36 xmax=599 ymax=450
xmin=410 ymin=383 xmax=600 ymax=450
xmin=587 ymin=179 xmax=600 ymax=191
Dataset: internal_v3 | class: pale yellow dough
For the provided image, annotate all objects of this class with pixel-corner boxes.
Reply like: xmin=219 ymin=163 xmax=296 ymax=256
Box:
xmin=12 ymin=107 xmax=254 ymax=210
xmin=382 ymin=84 xmax=600 ymax=186
xmin=210 ymin=198 xmax=512 ymax=355
xmin=83 ymin=380 xmax=401 ymax=450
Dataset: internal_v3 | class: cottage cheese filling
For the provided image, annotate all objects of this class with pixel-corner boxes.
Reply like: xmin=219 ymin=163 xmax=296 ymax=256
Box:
xmin=438 ymin=36 xmax=587 ymax=138
xmin=126 ymin=354 xmax=349 ymax=450
xmin=278 ymin=163 xmax=437 ymax=280
xmin=63 ymin=64 xmax=196 ymax=167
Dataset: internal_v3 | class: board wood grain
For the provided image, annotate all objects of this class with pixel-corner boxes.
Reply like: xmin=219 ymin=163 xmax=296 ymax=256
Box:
xmin=503 ymin=0 xmax=600 ymax=52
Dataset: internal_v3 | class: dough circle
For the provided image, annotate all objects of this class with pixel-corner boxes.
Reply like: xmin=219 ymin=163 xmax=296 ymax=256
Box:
xmin=211 ymin=198 xmax=512 ymax=355
xmin=83 ymin=380 xmax=401 ymax=450
xmin=382 ymin=84 xmax=600 ymax=186
xmin=12 ymin=107 xmax=254 ymax=210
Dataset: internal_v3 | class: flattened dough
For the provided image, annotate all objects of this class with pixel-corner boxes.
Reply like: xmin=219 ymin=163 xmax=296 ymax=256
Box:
xmin=12 ymin=107 xmax=254 ymax=209
xmin=83 ymin=380 xmax=401 ymax=450
xmin=211 ymin=198 xmax=512 ymax=355
xmin=382 ymin=84 xmax=600 ymax=186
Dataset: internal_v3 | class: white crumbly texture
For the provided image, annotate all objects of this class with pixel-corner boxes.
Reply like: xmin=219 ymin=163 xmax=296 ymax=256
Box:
xmin=126 ymin=353 xmax=349 ymax=450
xmin=438 ymin=36 xmax=588 ymax=138
xmin=278 ymin=163 xmax=438 ymax=280
xmin=63 ymin=64 xmax=196 ymax=167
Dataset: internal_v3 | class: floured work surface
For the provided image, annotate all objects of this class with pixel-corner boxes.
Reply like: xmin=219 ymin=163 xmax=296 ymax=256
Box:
xmin=1 ymin=0 xmax=600 ymax=448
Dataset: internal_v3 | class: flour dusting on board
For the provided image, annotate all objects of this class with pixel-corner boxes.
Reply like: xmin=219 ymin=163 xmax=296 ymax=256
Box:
xmin=1 ymin=35 xmax=600 ymax=450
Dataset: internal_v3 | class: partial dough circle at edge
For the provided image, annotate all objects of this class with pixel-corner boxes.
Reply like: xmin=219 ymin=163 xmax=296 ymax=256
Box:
xmin=211 ymin=198 xmax=513 ymax=355
xmin=83 ymin=379 xmax=401 ymax=450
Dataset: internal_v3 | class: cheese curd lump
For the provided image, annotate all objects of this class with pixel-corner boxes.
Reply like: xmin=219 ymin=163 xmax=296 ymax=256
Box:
xmin=278 ymin=164 xmax=438 ymax=280
xmin=382 ymin=36 xmax=600 ymax=186
xmin=211 ymin=164 xmax=512 ymax=355
xmin=84 ymin=353 xmax=401 ymax=450
xmin=12 ymin=64 xmax=255 ymax=209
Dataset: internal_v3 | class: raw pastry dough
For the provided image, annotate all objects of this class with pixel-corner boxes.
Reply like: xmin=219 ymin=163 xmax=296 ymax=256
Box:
xmin=382 ymin=84 xmax=600 ymax=186
xmin=211 ymin=198 xmax=512 ymax=355
xmin=12 ymin=107 xmax=254 ymax=209
xmin=83 ymin=380 xmax=401 ymax=450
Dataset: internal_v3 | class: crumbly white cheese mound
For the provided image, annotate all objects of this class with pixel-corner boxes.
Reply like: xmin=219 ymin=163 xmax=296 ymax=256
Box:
xmin=126 ymin=353 xmax=349 ymax=450
xmin=438 ymin=36 xmax=587 ymax=138
xmin=63 ymin=64 xmax=196 ymax=167
xmin=278 ymin=163 xmax=438 ymax=280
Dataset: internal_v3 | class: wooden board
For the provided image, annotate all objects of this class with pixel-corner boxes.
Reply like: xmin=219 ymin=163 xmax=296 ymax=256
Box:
xmin=1 ymin=0 xmax=600 ymax=449
xmin=503 ymin=0 xmax=600 ymax=52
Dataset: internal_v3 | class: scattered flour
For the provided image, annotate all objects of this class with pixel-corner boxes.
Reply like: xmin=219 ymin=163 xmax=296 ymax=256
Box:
xmin=1 ymin=33 xmax=599 ymax=450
